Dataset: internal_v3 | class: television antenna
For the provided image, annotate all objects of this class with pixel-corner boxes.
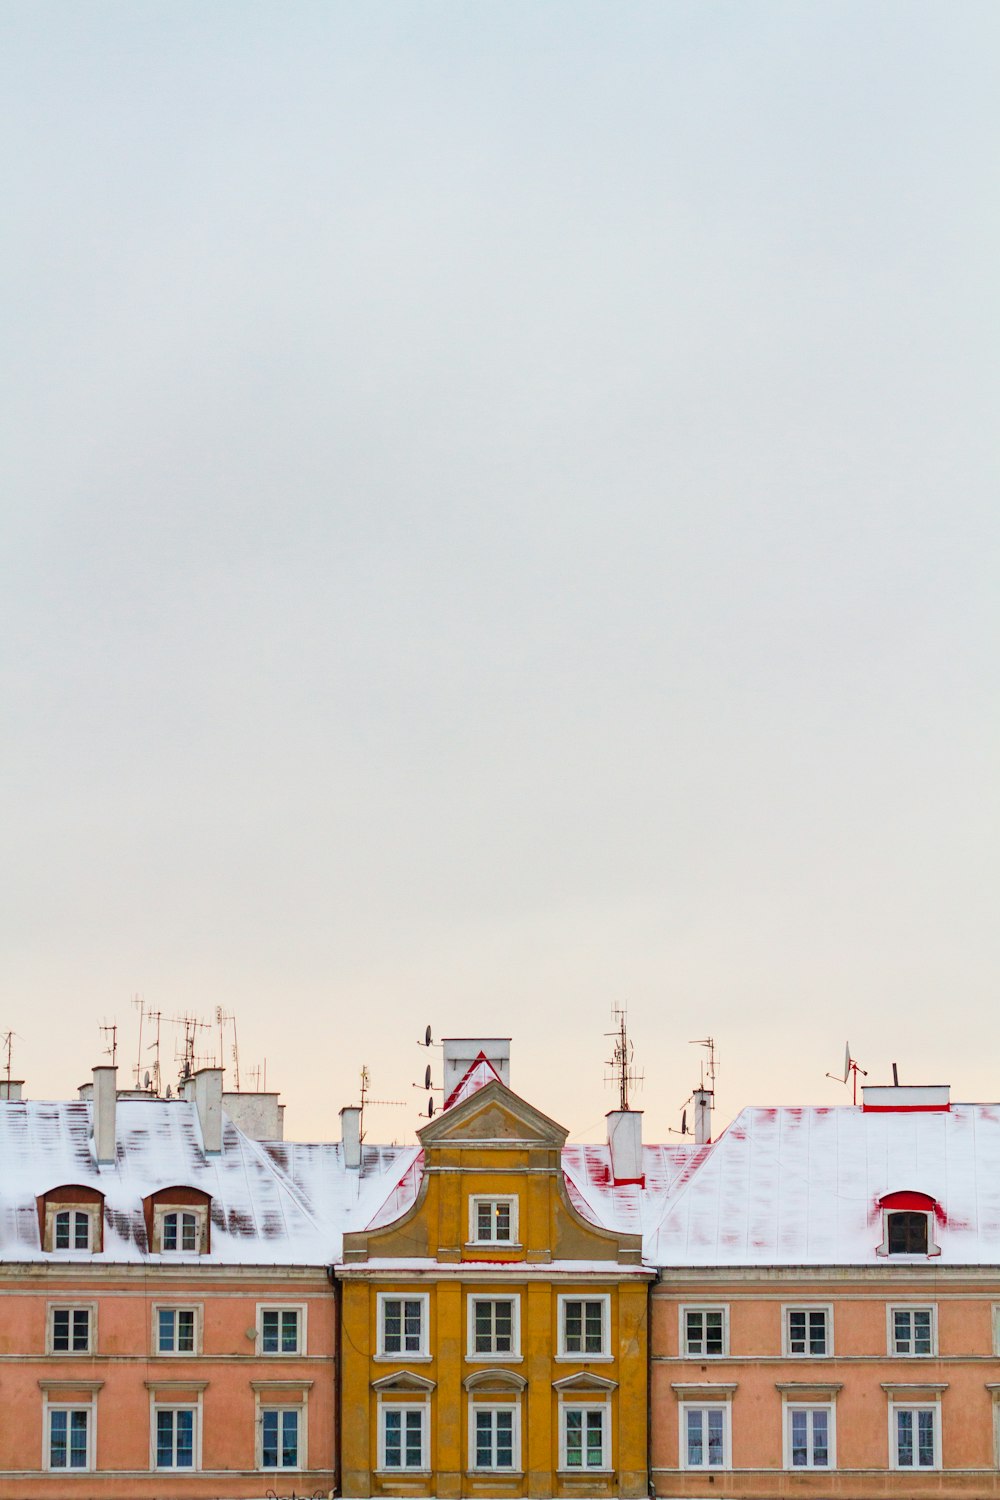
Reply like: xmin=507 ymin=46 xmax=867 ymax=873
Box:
xmin=215 ymin=1007 xmax=241 ymax=1090
xmin=690 ymin=1035 xmax=718 ymax=1091
xmin=359 ymin=1065 xmax=406 ymax=1142
xmin=99 ymin=1020 xmax=118 ymax=1066
xmin=1 ymin=1030 xmax=16 ymax=1088
xmin=605 ymin=1005 xmax=643 ymax=1111
xmin=132 ymin=996 xmax=163 ymax=1093
xmin=826 ymin=1041 xmax=867 ymax=1105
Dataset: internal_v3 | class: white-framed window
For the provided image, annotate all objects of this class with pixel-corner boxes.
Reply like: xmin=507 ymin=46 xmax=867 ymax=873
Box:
xmin=258 ymin=1304 xmax=306 ymax=1356
xmin=152 ymin=1203 xmax=209 ymax=1255
xmin=784 ymin=1403 xmax=835 ymax=1469
xmin=45 ymin=1405 xmax=93 ymax=1470
xmin=48 ymin=1304 xmax=95 ymax=1355
xmin=378 ymin=1402 xmax=428 ymax=1471
xmin=377 ymin=1293 xmax=429 ymax=1358
xmin=681 ymin=1306 xmax=728 ymax=1357
xmin=43 ymin=1201 xmax=102 ymax=1254
xmin=559 ymin=1401 xmax=610 ymax=1471
xmin=889 ymin=1305 xmax=936 ymax=1356
xmin=467 ymin=1295 xmax=520 ymax=1359
xmin=260 ymin=1407 xmax=302 ymax=1469
xmin=558 ymin=1295 xmax=611 ymax=1358
xmin=154 ymin=1305 xmax=200 ymax=1355
xmin=890 ymin=1401 xmax=940 ymax=1469
xmin=469 ymin=1196 xmax=518 ymax=1245
xmin=154 ymin=1406 xmax=198 ymax=1469
xmin=877 ymin=1206 xmax=940 ymax=1257
xmin=471 ymin=1404 xmax=520 ymax=1470
xmin=680 ymin=1403 xmax=730 ymax=1469
xmin=783 ymin=1306 xmax=832 ymax=1357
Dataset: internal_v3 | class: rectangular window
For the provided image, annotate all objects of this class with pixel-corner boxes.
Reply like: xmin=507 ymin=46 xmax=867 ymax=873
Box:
xmin=785 ymin=1307 xmax=830 ymax=1356
xmin=684 ymin=1406 xmax=727 ymax=1468
xmin=469 ymin=1296 xmax=518 ymax=1357
xmin=260 ymin=1307 xmax=302 ymax=1355
xmin=379 ymin=1295 xmax=428 ymax=1357
xmin=54 ymin=1210 xmax=91 ymax=1251
xmin=683 ymin=1307 xmax=727 ymax=1357
xmin=156 ymin=1407 xmax=196 ymax=1469
xmin=48 ymin=1408 xmax=90 ymax=1470
xmin=560 ymin=1296 xmax=609 ymax=1357
xmin=474 ymin=1407 xmax=517 ymax=1470
xmin=894 ymin=1406 xmax=937 ymax=1468
xmin=261 ymin=1408 xmax=300 ymax=1469
xmin=157 ymin=1307 xmax=197 ymax=1354
xmin=469 ymin=1196 xmax=518 ymax=1244
xmin=381 ymin=1406 xmax=426 ymax=1470
xmin=51 ymin=1307 xmax=92 ymax=1354
xmin=562 ymin=1406 xmax=607 ymax=1469
xmin=786 ymin=1406 xmax=832 ymax=1468
xmin=890 ymin=1307 xmax=935 ymax=1356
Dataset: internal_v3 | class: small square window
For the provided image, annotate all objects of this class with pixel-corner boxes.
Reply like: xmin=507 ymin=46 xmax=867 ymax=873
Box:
xmin=784 ymin=1307 xmax=831 ymax=1356
xmin=888 ymin=1212 xmax=929 ymax=1255
xmin=468 ymin=1296 xmax=520 ymax=1358
xmin=260 ymin=1307 xmax=303 ymax=1355
xmin=559 ymin=1296 xmax=610 ymax=1358
xmin=469 ymin=1196 xmax=518 ymax=1245
xmin=378 ymin=1294 xmax=428 ymax=1357
xmin=50 ymin=1306 xmax=93 ymax=1354
xmin=890 ymin=1306 xmax=935 ymax=1356
xmin=682 ymin=1307 xmax=727 ymax=1357
xmin=157 ymin=1307 xmax=198 ymax=1355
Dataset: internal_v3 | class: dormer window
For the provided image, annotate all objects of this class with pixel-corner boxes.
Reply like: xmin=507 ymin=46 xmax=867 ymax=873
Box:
xmin=877 ymin=1192 xmax=941 ymax=1258
xmin=37 ymin=1187 xmax=104 ymax=1255
xmin=143 ymin=1187 xmax=212 ymax=1255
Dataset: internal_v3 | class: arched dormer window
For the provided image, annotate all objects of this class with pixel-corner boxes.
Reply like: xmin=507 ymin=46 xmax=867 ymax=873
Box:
xmin=877 ymin=1191 xmax=941 ymax=1258
xmin=143 ymin=1186 xmax=212 ymax=1256
xmin=36 ymin=1185 xmax=105 ymax=1254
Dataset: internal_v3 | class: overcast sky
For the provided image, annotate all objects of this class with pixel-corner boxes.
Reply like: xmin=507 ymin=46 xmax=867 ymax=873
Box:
xmin=3 ymin=1 xmax=998 ymax=1143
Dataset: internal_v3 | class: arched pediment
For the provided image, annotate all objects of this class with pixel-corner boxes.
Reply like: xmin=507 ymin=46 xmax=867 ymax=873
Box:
xmin=463 ymin=1368 xmax=528 ymax=1393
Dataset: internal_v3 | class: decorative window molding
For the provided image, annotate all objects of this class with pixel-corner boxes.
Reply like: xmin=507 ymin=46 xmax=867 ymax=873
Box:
xmin=782 ymin=1305 xmax=833 ymax=1357
xmin=464 ymin=1369 xmax=527 ymax=1393
xmin=257 ymin=1304 xmax=307 ymax=1356
xmin=153 ymin=1304 xmax=201 ymax=1356
xmin=468 ymin=1195 xmax=519 ymax=1246
xmin=680 ymin=1305 xmax=729 ymax=1357
xmin=47 ymin=1303 xmax=97 ymax=1356
xmin=143 ymin=1187 xmax=212 ymax=1255
xmin=557 ymin=1294 xmax=611 ymax=1360
xmin=888 ymin=1305 xmax=937 ymax=1357
xmin=467 ymin=1294 xmax=521 ymax=1360
xmin=37 ymin=1187 xmax=104 ymax=1255
xmin=376 ymin=1293 xmax=429 ymax=1359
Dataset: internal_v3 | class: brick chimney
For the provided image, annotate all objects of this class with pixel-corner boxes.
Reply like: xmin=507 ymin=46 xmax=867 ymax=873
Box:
xmin=93 ymin=1066 xmax=117 ymax=1164
xmin=191 ymin=1067 xmax=223 ymax=1155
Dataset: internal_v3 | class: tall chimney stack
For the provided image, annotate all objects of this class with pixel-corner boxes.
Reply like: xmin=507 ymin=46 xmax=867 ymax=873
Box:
xmin=192 ymin=1067 xmax=223 ymax=1154
xmin=694 ymin=1087 xmax=713 ymax=1145
xmin=606 ymin=1110 xmax=644 ymax=1184
xmin=93 ymin=1066 xmax=117 ymax=1164
xmin=340 ymin=1106 xmax=361 ymax=1170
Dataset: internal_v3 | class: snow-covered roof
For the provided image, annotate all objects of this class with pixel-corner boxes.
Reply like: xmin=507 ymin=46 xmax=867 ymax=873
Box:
xmin=562 ymin=1143 xmax=710 ymax=1239
xmin=647 ymin=1103 xmax=1000 ymax=1266
xmin=0 ymin=1098 xmax=336 ymax=1265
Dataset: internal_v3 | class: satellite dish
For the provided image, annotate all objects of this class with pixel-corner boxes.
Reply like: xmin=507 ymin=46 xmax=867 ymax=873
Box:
xmin=424 ymin=1025 xmax=433 ymax=1047
xmin=843 ymin=1040 xmax=851 ymax=1084
xmin=424 ymin=1064 xmax=432 ymax=1090
xmin=165 ymin=1084 xmax=172 ymax=1099
xmin=681 ymin=1108 xmax=687 ymax=1136
xmin=427 ymin=1098 xmax=435 ymax=1118
xmin=144 ymin=1071 xmax=151 ymax=1089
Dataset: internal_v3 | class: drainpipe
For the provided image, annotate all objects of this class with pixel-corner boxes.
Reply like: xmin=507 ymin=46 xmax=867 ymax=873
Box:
xmin=648 ymin=1270 xmax=657 ymax=1496
xmin=327 ymin=1263 xmax=342 ymax=1496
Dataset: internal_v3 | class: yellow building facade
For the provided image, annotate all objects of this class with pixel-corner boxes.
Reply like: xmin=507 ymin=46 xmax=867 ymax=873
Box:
xmin=338 ymin=1066 xmax=652 ymax=1499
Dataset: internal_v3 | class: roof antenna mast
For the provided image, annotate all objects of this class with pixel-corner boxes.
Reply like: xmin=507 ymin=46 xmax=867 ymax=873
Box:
xmin=826 ymin=1041 xmax=867 ymax=1105
xmin=605 ymin=1005 xmax=642 ymax=1112
xmin=2 ymin=1030 xmax=14 ymax=1088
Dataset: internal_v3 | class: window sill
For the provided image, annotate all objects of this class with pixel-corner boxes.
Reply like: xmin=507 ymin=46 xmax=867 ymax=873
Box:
xmin=376 ymin=1469 xmax=431 ymax=1477
xmin=467 ymin=1469 xmax=524 ymax=1478
xmin=373 ymin=1354 xmax=432 ymax=1363
xmin=553 ymin=1354 xmax=613 ymax=1364
xmin=465 ymin=1354 xmax=524 ymax=1364
xmin=466 ymin=1242 xmax=523 ymax=1251
xmin=557 ymin=1467 xmax=614 ymax=1477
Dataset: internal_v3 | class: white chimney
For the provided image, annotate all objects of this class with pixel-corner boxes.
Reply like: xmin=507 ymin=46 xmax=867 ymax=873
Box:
xmin=606 ymin=1110 xmax=643 ymax=1183
xmin=0 ymin=1079 xmax=24 ymax=1101
xmin=340 ymin=1106 xmax=361 ymax=1170
xmin=442 ymin=1038 xmax=511 ymax=1101
xmin=93 ymin=1066 xmax=117 ymax=1164
xmin=223 ymin=1091 xmax=284 ymax=1141
xmin=694 ymin=1088 xmax=713 ymax=1145
xmin=192 ymin=1067 xmax=223 ymax=1154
